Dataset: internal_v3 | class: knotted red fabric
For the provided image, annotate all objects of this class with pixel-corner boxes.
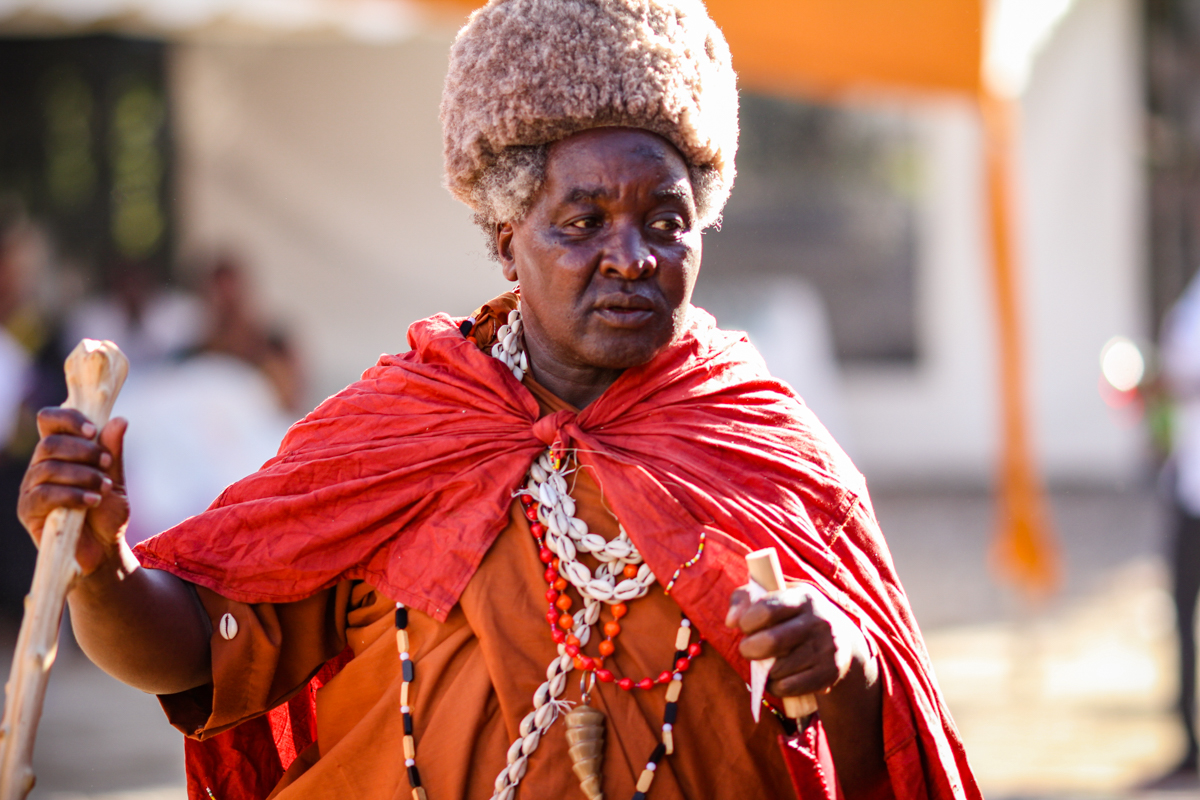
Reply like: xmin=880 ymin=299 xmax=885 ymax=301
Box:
xmin=135 ymin=307 xmax=980 ymax=800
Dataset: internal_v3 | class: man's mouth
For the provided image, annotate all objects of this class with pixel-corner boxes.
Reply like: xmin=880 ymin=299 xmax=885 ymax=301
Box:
xmin=594 ymin=296 xmax=657 ymax=326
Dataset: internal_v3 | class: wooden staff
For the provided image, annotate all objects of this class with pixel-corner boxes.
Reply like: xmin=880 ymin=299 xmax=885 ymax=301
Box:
xmin=746 ymin=547 xmax=818 ymax=719
xmin=0 ymin=340 xmax=128 ymax=800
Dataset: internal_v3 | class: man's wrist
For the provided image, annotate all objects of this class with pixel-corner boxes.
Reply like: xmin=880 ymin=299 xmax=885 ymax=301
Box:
xmin=73 ymin=536 xmax=139 ymax=600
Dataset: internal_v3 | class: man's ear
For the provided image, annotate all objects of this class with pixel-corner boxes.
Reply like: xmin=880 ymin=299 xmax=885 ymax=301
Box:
xmin=496 ymin=222 xmax=518 ymax=282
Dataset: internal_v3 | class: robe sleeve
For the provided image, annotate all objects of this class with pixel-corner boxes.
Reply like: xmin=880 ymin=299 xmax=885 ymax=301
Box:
xmin=159 ymin=583 xmax=350 ymax=739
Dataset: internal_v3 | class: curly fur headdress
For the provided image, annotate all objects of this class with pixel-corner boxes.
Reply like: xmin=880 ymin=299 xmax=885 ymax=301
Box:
xmin=440 ymin=0 xmax=739 ymax=227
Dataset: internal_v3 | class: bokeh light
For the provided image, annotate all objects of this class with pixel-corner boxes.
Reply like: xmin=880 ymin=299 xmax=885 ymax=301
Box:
xmin=1100 ymin=336 xmax=1145 ymax=393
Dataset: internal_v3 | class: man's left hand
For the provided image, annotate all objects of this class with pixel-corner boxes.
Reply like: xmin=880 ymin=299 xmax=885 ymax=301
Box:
xmin=725 ymin=582 xmax=872 ymax=700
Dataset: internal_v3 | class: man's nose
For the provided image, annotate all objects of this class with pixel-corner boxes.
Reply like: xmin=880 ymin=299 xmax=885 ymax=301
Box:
xmin=600 ymin=224 xmax=657 ymax=280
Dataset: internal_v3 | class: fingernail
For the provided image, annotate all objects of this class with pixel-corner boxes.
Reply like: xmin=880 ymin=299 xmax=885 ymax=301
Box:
xmin=81 ymin=423 xmax=97 ymax=438
xmin=99 ymin=453 xmax=112 ymax=468
xmin=83 ymin=492 xmax=101 ymax=506
xmin=101 ymin=477 xmax=113 ymax=490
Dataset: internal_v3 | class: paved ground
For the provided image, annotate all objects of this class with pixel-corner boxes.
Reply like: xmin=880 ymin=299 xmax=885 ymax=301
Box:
xmin=0 ymin=485 xmax=1190 ymax=799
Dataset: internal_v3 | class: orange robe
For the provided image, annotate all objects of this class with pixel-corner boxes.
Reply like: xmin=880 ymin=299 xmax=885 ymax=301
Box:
xmin=161 ymin=380 xmax=799 ymax=800
xmin=140 ymin=294 xmax=980 ymax=800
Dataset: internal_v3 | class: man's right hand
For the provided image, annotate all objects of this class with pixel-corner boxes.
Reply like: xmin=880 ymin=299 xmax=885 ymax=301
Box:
xmin=16 ymin=406 xmax=213 ymax=695
xmin=17 ymin=407 xmax=130 ymax=576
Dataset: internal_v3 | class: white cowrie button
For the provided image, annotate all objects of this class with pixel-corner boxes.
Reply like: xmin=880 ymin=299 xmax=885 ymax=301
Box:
xmin=219 ymin=613 xmax=239 ymax=641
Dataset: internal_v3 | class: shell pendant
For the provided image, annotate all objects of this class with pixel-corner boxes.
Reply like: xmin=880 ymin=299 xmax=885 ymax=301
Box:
xmin=564 ymin=703 xmax=606 ymax=800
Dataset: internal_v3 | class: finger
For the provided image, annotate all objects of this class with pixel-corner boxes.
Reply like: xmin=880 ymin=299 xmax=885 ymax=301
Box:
xmin=24 ymin=483 xmax=103 ymax=514
xmin=738 ymin=589 xmax=813 ymax=635
xmin=739 ymin=614 xmax=825 ymax=661
xmin=25 ymin=460 xmax=113 ymax=494
xmin=36 ymin=407 xmax=97 ymax=440
xmin=98 ymin=417 xmax=127 ymax=481
xmin=31 ymin=433 xmax=109 ymax=468
xmin=767 ymin=636 xmax=834 ymax=682
xmin=768 ymin=660 xmax=838 ymax=699
xmin=725 ymin=588 xmax=752 ymax=628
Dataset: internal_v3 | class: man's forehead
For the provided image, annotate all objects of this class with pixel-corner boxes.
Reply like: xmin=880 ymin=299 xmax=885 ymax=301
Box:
xmin=557 ymin=181 xmax=693 ymax=204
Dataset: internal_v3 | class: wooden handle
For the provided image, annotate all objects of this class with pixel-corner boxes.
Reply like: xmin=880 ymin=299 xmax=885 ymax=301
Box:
xmin=0 ymin=340 xmax=128 ymax=800
xmin=745 ymin=548 xmax=819 ymax=719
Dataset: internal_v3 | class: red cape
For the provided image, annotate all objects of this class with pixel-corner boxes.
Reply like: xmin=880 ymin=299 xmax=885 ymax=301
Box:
xmin=136 ymin=307 xmax=980 ymax=800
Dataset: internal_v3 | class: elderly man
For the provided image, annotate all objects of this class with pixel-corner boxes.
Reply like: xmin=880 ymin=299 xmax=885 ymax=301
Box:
xmin=18 ymin=1 xmax=979 ymax=799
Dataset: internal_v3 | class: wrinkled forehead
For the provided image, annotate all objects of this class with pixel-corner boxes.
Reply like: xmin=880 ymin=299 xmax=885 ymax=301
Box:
xmin=542 ymin=128 xmax=695 ymax=205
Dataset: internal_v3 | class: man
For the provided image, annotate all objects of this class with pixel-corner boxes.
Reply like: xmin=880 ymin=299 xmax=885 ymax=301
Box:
xmin=18 ymin=1 xmax=979 ymax=798
xmin=1158 ymin=269 xmax=1200 ymax=783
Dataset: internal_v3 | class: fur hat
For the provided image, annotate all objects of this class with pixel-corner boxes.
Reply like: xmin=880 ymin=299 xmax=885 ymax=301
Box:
xmin=440 ymin=0 xmax=739 ymax=227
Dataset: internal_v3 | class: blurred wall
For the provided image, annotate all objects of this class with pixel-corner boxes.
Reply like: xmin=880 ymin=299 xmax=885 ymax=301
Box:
xmin=843 ymin=0 xmax=1145 ymax=486
xmin=170 ymin=35 xmax=508 ymax=407
xmin=170 ymin=0 xmax=1145 ymax=486
xmin=1022 ymin=0 xmax=1145 ymax=482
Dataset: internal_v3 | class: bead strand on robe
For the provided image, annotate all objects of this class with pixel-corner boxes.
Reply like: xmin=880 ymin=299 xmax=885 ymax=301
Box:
xmin=395 ymin=603 xmax=428 ymax=800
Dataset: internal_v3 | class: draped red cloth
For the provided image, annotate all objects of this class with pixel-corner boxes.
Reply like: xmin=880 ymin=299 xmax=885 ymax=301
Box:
xmin=135 ymin=307 xmax=980 ymax=800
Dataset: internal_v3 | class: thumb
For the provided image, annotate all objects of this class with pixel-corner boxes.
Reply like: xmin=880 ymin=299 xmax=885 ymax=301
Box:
xmin=99 ymin=417 xmax=129 ymax=490
xmin=726 ymin=588 xmax=751 ymax=628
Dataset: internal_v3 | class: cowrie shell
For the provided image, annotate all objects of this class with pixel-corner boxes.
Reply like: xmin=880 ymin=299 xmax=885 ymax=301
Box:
xmin=580 ymin=533 xmax=607 ymax=553
xmin=559 ymin=495 xmax=576 ymax=518
xmin=219 ymin=613 xmax=238 ymax=641
xmin=585 ymin=579 xmax=615 ymax=601
xmin=562 ymin=560 xmax=591 ymax=587
xmin=535 ymin=702 xmax=557 ymax=728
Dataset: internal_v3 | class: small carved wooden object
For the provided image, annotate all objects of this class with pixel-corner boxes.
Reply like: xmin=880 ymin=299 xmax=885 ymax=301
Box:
xmin=0 ymin=340 xmax=128 ymax=800
xmin=746 ymin=547 xmax=819 ymax=719
xmin=564 ymin=703 xmax=605 ymax=800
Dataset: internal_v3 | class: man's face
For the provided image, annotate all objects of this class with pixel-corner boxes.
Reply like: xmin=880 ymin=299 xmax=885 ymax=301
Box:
xmin=497 ymin=128 xmax=702 ymax=374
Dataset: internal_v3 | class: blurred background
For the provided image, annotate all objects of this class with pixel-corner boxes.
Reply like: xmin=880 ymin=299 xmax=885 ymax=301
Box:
xmin=0 ymin=0 xmax=1190 ymax=797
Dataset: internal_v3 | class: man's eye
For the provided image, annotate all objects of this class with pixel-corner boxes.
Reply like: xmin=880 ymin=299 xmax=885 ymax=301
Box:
xmin=650 ymin=217 xmax=685 ymax=232
xmin=567 ymin=216 xmax=602 ymax=230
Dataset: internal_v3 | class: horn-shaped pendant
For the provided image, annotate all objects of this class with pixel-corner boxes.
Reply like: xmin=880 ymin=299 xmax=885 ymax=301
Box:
xmin=565 ymin=703 xmax=605 ymax=800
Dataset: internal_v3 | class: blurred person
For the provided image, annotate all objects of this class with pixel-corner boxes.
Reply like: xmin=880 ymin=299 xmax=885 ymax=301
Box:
xmin=16 ymin=3 xmax=979 ymax=800
xmin=64 ymin=257 xmax=204 ymax=369
xmin=116 ymin=256 xmax=302 ymax=543
xmin=1156 ymin=269 xmax=1200 ymax=784
xmin=0 ymin=201 xmax=67 ymax=618
xmin=195 ymin=254 xmax=304 ymax=415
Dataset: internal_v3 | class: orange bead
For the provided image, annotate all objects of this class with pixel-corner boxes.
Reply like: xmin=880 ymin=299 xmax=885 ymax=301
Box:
xmin=623 ymin=564 xmax=639 ymax=579
xmin=558 ymin=613 xmax=574 ymax=630
xmin=604 ymin=621 xmax=621 ymax=637
xmin=554 ymin=578 xmax=568 ymax=591
xmin=611 ymin=603 xmax=627 ymax=619
xmin=555 ymin=594 xmax=573 ymax=611
xmin=566 ymin=634 xmax=580 ymax=647
xmin=598 ymin=640 xmax=615 ymax=656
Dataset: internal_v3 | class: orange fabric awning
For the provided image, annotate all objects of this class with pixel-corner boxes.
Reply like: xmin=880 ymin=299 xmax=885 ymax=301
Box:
xmin=421 ymin=0 xmax=984 ymax=96
xmin=704 ymin=0 xmax=983 ymax=97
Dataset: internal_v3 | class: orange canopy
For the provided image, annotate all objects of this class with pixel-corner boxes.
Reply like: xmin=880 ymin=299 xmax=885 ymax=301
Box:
xmin=425 ymin=0 xmax=984 ymax=96
xmin=704 ymin=0 xmax=983 ymax=97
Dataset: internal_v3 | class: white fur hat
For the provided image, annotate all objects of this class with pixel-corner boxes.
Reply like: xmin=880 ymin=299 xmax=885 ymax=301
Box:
xmin=440 ymin=0 xmax=739 ymax=224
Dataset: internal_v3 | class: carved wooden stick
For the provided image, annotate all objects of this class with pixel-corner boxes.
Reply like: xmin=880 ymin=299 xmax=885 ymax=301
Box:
xmin=746 ymin=547 xmax=819 ymax=719
xmin=0 ymin=340 xmax=128 ymax=800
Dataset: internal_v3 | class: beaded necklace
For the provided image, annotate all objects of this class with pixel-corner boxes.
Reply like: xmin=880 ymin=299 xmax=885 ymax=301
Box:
xmin=395 ymin=300 xmax=703 ymax=800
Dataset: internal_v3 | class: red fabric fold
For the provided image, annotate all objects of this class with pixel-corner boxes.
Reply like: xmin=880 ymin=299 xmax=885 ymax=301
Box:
xmin=137 ymin=307 xmax=980 ymax=800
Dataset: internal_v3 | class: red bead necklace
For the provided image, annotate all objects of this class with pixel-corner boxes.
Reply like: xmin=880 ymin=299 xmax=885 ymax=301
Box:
xmin=518 ymin=492 xmax=704 ymax=689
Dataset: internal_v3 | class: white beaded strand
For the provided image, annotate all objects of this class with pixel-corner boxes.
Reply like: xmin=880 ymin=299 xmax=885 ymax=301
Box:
xmin=486 ymin=300 xmax=661 ymax=800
